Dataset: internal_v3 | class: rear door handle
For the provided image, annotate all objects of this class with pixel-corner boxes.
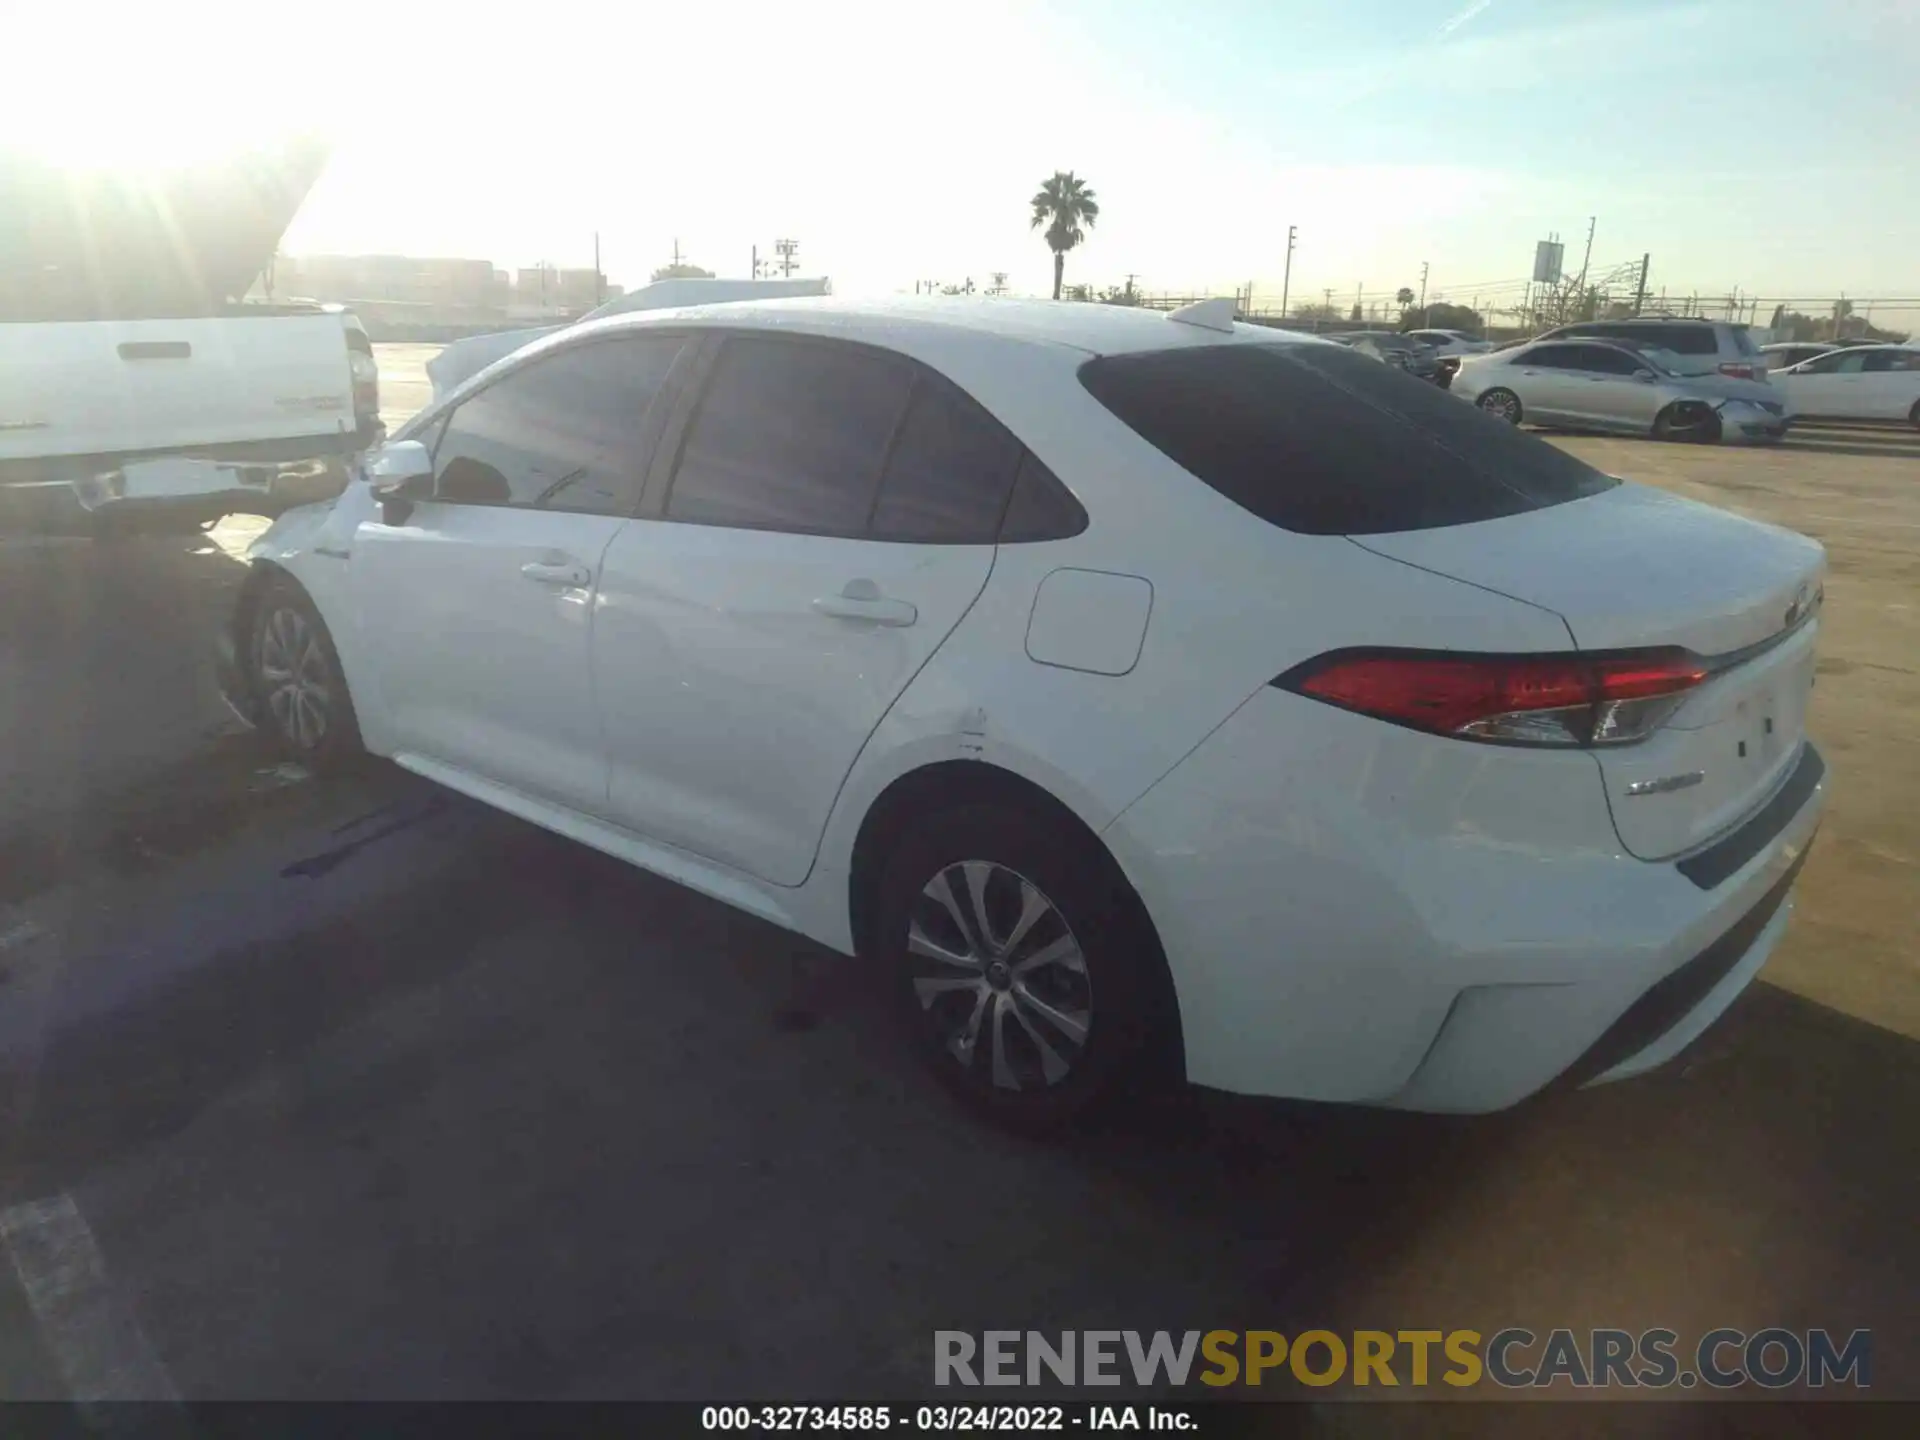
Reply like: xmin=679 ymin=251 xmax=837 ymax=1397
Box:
xmin=814 ymin=579 xmax=917 ymax=627
xmin=521 ymin=559 xmax=592 ymax=587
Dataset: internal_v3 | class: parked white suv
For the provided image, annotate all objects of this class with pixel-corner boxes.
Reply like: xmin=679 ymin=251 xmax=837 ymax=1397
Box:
xmin=218 ymin=297 xmax=1826 ymax=1129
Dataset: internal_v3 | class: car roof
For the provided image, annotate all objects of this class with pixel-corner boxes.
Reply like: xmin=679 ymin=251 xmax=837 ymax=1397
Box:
xmin=569 ymin=294 xmax=1328 ymax=359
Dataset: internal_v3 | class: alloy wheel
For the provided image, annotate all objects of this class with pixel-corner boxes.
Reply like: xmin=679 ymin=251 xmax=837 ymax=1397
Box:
xmin=257 ymin=605 xmax=331 ymax=751
xmin=1479 ymin=390 xmax=1520 ymax=423
xmin=906 ymin=860 xmax=1092 ymax=1092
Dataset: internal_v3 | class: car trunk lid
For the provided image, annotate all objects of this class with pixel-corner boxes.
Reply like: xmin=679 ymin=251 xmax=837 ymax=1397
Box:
xmin=1353 ymin=483 xmax=1825 ymax=861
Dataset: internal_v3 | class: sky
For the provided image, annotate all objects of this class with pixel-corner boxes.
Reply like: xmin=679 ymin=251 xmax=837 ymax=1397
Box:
xmin=5 ymin=0 xmax=1916 ymax=317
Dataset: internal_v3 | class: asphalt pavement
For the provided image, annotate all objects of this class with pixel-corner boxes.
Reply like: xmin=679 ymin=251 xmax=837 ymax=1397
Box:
xmin=0 ymin=525 xmax=1914 ymax=1416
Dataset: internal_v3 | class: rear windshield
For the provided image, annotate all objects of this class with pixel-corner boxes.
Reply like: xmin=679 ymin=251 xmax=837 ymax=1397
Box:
xmin=1077 ymin=342 xmax=1618 ymax=536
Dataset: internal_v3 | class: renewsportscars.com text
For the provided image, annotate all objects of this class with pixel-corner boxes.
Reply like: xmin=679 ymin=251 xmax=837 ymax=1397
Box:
xmin=933 ymin=1328 xmax=1871 ymax=1390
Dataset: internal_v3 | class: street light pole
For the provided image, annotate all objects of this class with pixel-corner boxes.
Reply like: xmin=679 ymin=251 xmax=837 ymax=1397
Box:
xmin=1419 ymin=260 xmax=1430 ymax=326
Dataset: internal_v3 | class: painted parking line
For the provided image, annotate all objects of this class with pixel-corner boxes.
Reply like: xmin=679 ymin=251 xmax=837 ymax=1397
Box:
xmin=0 ymin=1194 xmax=180 ymax=1407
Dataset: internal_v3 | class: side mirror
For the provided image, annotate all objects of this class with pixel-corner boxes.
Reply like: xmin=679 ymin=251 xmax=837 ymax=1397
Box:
xmin=1633 ymin=369 xmax=1656 ymax=382
xmin=365 ymin=440 xmax=434 ymax=522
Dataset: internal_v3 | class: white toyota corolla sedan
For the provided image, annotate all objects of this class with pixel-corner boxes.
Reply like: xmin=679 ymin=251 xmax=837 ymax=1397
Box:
xmin=218 ymin=296 xmax=1827 ymax=1129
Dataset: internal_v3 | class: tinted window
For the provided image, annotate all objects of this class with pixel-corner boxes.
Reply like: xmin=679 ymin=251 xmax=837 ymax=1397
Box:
xmin=430 ymin=338 xmax=683 ymax=513
xmin=1078 ymin=343 xmax=1617 ymax=536
xmin=668 ymin=338 xmax=912 ymax=533
xmin=1650 ymin=324 xmax=1719 ymax=355
xmin=1862 ymin=350 xmax=1920 ymax=372
xmin=1729 ymin=326 xmax=1761 ymax=356
xmin=1521 ymin=344 xmax=1582 ymax=369
xmin=998 ymin=452 xmax=1089 ymax=543
xmin=1579 ymin=346 xmax=1643 ymax=375
xmin=867 ymin=374 xmax=1022 ymax=542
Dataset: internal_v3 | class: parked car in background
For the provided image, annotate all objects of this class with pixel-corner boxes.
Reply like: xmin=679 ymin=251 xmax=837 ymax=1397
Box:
xmin=217 ymin=296 xmax=1827 ymax=1130
xmin=1767 ymin=344 xmax=1920 ymax=427
xmin=1759 ymin=342 xmax=1837 ymax=371
xmin=1 ymin=137 xmax=378 ymax=537
xmin=1535 ymin=317 xmax=1770 ymax=381
xmin=1454 ymin=338 xmax=1790 ymax=442
xmin=1328 ymin=331 xmax=1442 ymax=383
xmin=1402 ymin=328 xmax=1493 ymax=358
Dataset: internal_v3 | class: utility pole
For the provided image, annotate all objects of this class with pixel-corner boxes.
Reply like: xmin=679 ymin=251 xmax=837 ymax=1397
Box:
xmin=593 ymin=232 xmax=603 ymax=305
xmin=752 ymin=244 xmax=761 ymax=279
xmin=1418 ymin=261 xmax=1430 ymax=325
xmin=775 ymin=238 xmax=800 ymax=278
xmin=1575 ymin=215 xmax=1596 ymax=302
xmin=1632 ymin=252 xmax=1650 ymax=315
xmin=1280 ymin=225 xmax=1296 ymax=319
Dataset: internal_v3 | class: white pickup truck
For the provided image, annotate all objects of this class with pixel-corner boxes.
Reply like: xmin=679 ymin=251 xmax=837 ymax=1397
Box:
xmin=1 ymin=138 xmax=378 ymax=537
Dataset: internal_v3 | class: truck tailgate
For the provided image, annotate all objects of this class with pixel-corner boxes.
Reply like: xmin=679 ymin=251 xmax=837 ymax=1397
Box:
xmin=1 ymin=314 xmax=356 ymax=465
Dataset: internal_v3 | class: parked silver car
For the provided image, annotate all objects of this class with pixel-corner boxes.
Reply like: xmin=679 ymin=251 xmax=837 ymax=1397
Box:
xmin=1453 ymin=338 xmax=1791 ymax=442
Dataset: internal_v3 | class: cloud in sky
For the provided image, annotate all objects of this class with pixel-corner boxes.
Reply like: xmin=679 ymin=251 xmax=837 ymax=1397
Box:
xmin=1436 ymin=0 xmax=1493 ymax=39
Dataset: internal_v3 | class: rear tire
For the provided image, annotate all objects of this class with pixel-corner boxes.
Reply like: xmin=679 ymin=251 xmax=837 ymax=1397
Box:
xmin=247 ymin=576 xmax=364 ymax=771
xmin=1477 ymin=387 xmax=1522 ymax=425
xmin=873 ymin=802 xmax=1165 ymax=1133
xmin=1909 ymin=399 xmax=1920 ymax=432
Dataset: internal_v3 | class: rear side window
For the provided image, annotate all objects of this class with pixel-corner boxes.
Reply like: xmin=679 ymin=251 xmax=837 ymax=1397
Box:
xmin=1078 ymin=342 xmax=1618 ymax=536
xmin=667 ymin=337 xmax=913 ymax=534
xmin=998 ymin=453 xmax=1088 ymax=542
xmin=1728 ymin=326 xmax=1761 ymax=356
xmin=867 ymin=374 xmax=1022 ymax=542
xmin=1651 ymin=325 xmax=1719 ymax=355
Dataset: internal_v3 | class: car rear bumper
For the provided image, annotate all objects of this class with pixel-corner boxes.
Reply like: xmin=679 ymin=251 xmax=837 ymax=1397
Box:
xmin=1104 ymin=685 xmax=1827 ymax=1113
xmin=0 ymin=455 xmax=355 ymax=537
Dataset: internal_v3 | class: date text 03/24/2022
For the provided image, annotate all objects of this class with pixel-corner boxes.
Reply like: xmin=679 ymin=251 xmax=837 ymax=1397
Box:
xmin=702 ymin=1406 xmax=1190 ymax=1431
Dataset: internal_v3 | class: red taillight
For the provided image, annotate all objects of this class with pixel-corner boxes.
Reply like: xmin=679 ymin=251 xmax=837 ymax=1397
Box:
xmin=1276 ymin=649 xmax=1709 ymax=747
xmin=1719 ymin=362 xmax=1758 ymax=380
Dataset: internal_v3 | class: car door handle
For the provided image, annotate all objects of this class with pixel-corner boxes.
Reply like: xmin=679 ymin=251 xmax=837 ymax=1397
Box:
xmin=814 ymin=581 xmax=917 ymax=627
xmin=521 ymin=559 xmax=592 ymax=587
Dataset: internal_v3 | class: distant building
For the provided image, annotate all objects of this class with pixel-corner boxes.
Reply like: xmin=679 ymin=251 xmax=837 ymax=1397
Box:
xmin=512 ymin=265 xmax=612 ymax=314
xmin=272 ymin=254 xmax=506 ymax=310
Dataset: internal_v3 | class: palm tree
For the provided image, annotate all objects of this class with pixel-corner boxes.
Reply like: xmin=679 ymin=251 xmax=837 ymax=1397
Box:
xmin=1395 ymin=286 xmax=1415 ymax=309
xmin=1031 ymin=171 xmax=1099 ymax=301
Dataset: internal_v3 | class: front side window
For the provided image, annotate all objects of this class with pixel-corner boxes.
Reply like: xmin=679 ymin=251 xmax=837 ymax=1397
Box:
xmin=1520 ymin=345 xmax=1580 ymax=369
xmin=430 ymin=337 xmax=684 ymax=514
xmin=1862 ymin=350 xmax=1920 ymax=372
xmin=1578 ymin=346 xmax=1642 ymax=376
xmin=667 ymin=337 xmax=913 ymax=534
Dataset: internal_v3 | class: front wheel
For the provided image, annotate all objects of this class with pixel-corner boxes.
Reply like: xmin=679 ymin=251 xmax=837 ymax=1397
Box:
xmin=249 ymin=578 xmax=363 ymax=769
xmin=1653 ymin=402 xmax=1722 ymax=444
xmin=874 ymin=803 xmax=1166 ymax=1132
xmin=1476 ymin=387 xmax=1522 ymax=424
